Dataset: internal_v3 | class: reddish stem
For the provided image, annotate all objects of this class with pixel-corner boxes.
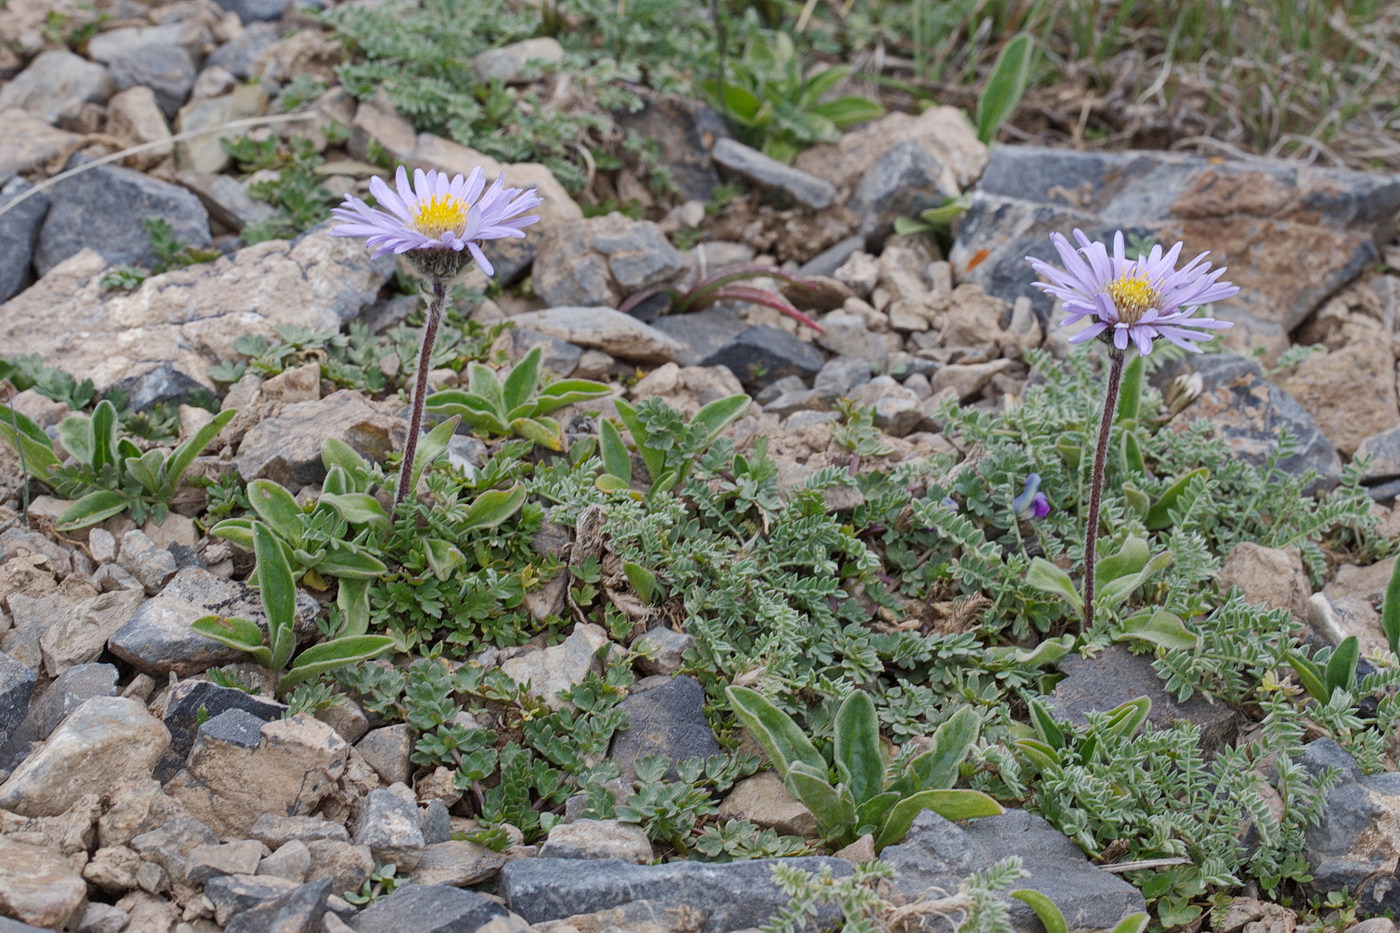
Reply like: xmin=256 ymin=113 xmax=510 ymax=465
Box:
xmin=395 ymin=278 xmax=448 ymax=508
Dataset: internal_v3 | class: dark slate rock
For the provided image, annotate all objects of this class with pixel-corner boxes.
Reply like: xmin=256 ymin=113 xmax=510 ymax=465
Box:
xmin=1156 ymin=354 xmax=1342 ymax=495
xmin=613 ymin=91 xmax=727 ymax=202
xmin=1048 ymin=644 xmax=1239 ymax=752
xmin=35 ymin=155 xmax=211 ymax=277
xmin=650 ymin=306 xmax=748 ymax=367
xmin=110 ymin=44 xmax=195 ymax=118
xmin=0 ymin=177 xmax=47 ymax=301
xmin=500 ymin=856 xmax=851 ymax=931
xmin=711 ymin=138 xmax=835 ymax=210
xmin=850 ymin=139 xmax=964 ymax=241
xmin=156 ymin=680 xmax=287 ymax=782
xmin=350 ymin=883 xmax=512 ymax=933
xmin=951 ymin=146 xmax=1400 ymax=333
xmin=798 ymin=234 xmax=864 ymax=279
xmin=697 ymin=324 xmax=826 ymax=390
xmin=225 ymin=878 xmax=333 ymax=933
xmin=609 ymin=675 xmax=720 ymax=780
xmin=204 ymin=874 xmax=313 ymax=926
xmin=1354 ymin=425 xmax=1400 ymax=494
xmin=0 ymin=651 xmax=38 ymax=750
xmin=110 ymin=361 xmax=208 ymax=411
xmin=883 ymin=810 xmax=1146 ymax=933
xmin=1299 ymin=738 xmax=1400 ymax=915
xmin=208 ymin=22 xmax=280 ymax=73
xmin=814 ymin=356 xmax=874 ymax=396
xmin=27 ymin=662 xmax=119 ymax=740
xmin=420 ymin=798 xmax=452 ymax=845
xmin=510 ymin=328 xmax=583 ymax=376
xmin=199 ymin=708 xmax=267 ymax=750
xmin=211 ymin=0 xmax=289 ymax=26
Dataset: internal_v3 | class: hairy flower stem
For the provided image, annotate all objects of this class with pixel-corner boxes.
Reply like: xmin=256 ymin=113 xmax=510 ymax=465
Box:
xmin=1083 ymin=350 xmax=1125 ymax=629
xmin=395 ymin=277 xmax=448 ymax=507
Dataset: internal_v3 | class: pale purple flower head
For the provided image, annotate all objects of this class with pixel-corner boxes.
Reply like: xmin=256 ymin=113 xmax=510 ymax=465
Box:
xmin=1025 ymin=230 xmax=1239 ymax=357
xmin=330 ymin=165 xmax=543 ymax=279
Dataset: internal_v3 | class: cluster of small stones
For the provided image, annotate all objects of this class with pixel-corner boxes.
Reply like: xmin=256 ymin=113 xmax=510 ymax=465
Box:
xmin=5 ymin=0 xmax=1400 ymax=928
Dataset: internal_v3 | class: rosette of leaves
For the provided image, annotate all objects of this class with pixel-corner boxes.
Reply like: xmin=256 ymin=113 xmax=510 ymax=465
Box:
xmin=425 ymin=346 xmax=610 ymax=451
xmin=193 ymin=521 xmax=395 ymax=695
xmin=0 ymin=399 xmax=235 ymax=530
xmin=727 ymin=686 xmax=1002 ymax=850
xmin=596 ymin=394 xmax=750 ymax=500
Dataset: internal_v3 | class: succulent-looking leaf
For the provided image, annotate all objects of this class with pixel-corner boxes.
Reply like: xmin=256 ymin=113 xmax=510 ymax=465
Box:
xmin=510 ymin=416 xmax=564 ymax=451
xmin=1104 ymin=696 xmax=1151 ymax=739
xmin=726 ymin=685 xmax=826 ymax=782
xmin=1028 ymin=699 xmax=1065 ymax=750
xmin=874 ymin=790 xmax=1002 ymax=850
xmin=54 ymin=490 xmax=130 ymax=531
xmin=1011 ymin=889 xmax=1069 ymax=933
xmin=1384 ymin=558 xmax=1400 ymax=656
xmin=320 ymin=493 xmax=391 ymax=534
xmin=833 ymin=691 xmax=884 ymax=808
xmin=253 ymin=522 xmax=298 ymax=671
xmin=622 ymin=562 xmax=657 ymax=603
xmin=316 ymin=541 xmax=388 ymax=579
xmin=406 ymin=415 xmax=460 ymax=496
xmin=1117 ymin=354 xmax=1144 ymax=424
xmin=247 ymin=480 xmax=305 ymax=549
xmin=1111 ymin=913 xmax=1151 ymax=933
xmin=1289 ymin=651 xmax=1328 ymax=703
xmin=89 ymin=399 xmax=118 ymax=473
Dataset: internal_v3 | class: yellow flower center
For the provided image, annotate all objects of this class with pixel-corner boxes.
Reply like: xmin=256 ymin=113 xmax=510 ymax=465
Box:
xmin=1106 ymin=270 xmax=1160 ymax=326
xmin=409 ymin=195 xmax=468 ymax=238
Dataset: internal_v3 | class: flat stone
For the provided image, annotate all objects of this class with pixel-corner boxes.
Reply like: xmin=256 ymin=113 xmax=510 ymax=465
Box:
xmin=110 ymin=44 xmax=195 ymax=118
xmin=109 ymin=567 xmax=321 ymax=678
xmin=698 ymin=324 xmax=825 ymax=390
xmin=106 ymin=87 xmax=174 ymax=171
xmin=350 ymin=883 xmax=513 ymax=932
xmin=510 ymin=327 xmax=583 ymax=377
xmin=0 ymin=177 xmax=46 ymax=301
xmin=155 ymin=679 xmax=288 ymax=782
xmin=1219 ymin=543 xmax=1310 ymax=621
xmin=533 ymin=214 xmax=689 ymax=308
xmin=507 ymin=307 xmax=681 ymax=365
xmin=174 ymin=83 xmax=269 ymax=174
xmin=185 ymin=838 xmax=270 ymax=883
xmin=176 ymin=171 xmax=277 ymax=231
xmin=87 ymin=23 xmax=206 ymax=64
xmin=649 ymin=306 xmax=750 ymax=367
xmin=711 ymin=137 xmax=836 ymax=210
xmin=500 ymin=622 xmax=610 ymax=710
xmin=207 ymin=22 xmax=279 ymax=74
xmin=249 ymin=813 xmax=351 ymax=848
xmin=0 ymin=837 xmax=87 ymax=929
xmin=356 ymin=724 xmax=414 ymax=786
xmin=1274 ymin=341 xmax=1400 ymax=458
xmin=613 ymin=91 xmax=726 ymax=202
xmin=353 ymin=786 xmax=425 ymax=870
xmin=0 ymin=49 xmax=114 ymax=125
xmin=0 ymin=696 xmax=170 ymax=817
xmin=632 ymin=626 xmax=694 ymax=676
xmin=407 ymin=839 xmax=510 ymax=886
xmin=1049 ymin=644 xmax=1239 ymax=751
xmin=306 ymin=839 xmax=373 ymax=895
xmin=1300 ymin=738 xmax=1400 ymax=915
xmin=499 ymin=855 xmax=852 ymax=929
xmin=117 ymin=529 xmax=179 ymax=594
xmin=0 ymin=109 xmax=78 ymax=187
xmin=540 ymin=819 xmax=653 ymax=864
xmin=953 ymin=146 xmax=1400 ymax=335
xmin=0 ymin=651 xmax=38 ymax=750
xmin=718 ymin=771 xmax=816 ymax=837
xmin=472 ymin=37 xmax=565 ymax=84
xmin=25 ymin=662 xmax=119 ymax=740
xmin=257 ymin=838 xmax=310 ymax=882
xmin=609 ymin=675 xmax=720 ymax=780
xmin=882 ymin=809 xmax=1147 ymax=933
xmin=165 ymin=709 xmax=349 ymax=838
xmin=203 ymin=874 xmax=302 ymax=926
xmin=236 ymin=389 xmax=405 ymax=488
xmin=929 ymin=358 xmax=1015 ymax=403
xmin=225 ymin=877 xmax=334 ymax=933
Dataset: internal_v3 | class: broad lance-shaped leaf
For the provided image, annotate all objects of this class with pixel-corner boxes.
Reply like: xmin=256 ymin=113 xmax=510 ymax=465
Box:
xmin=691 ymin=394 xmax=751 ymax=444
xmin=166 ymin=408 xmax=236 ymax=488
xmin=1094 ymin=536 xmax=1150 ymax=592
xmin=406 ymin=415 xmax=459 ymax=496
xmin=613 ymin=399 xmax=665 ymax=482
xmin=511 ymin=416 xmax=564 ymax=451
xmin=253 ymin=521 xmax=298 ymax=671
xmin=1288 ymin=651 xmax=1328 ymax=704
xmin=726 ymin=685 xmax=825 ymax=783
xmin=786 ymin=761 xmax=855 ymax=842
xmin=247 ymin=480 xmax=305 ymax=549
xmin=873 ymin=790 xmax=1003 ymax=851
xmin=1104 ymin=696 xmax=1151 ymax=739
xmin=0 ymin=408 xmax=60 ymax=484
xmin=502 ymin=345 xmax=543 ymax=413
xmin=533 ymin=379 xmax=612 ymax=415
xmin=1144 ymin=468 xmax=1208 ymax=531
xmin=191 ymin=614 xmax=272 ymax=668
xmin=466 ymin=361 xmax=505 ymax=415
xmin=623 ymin=562 xmax=657 ymax=603
xmin=316 ymin=540 xmax=388 ymax=579
xmin=54 ymin=490 xmax=130 ymax=532
xmin=1026 ymin=557 xmax=1084 ymax=613
xmin=424 ymin=390 xmax=510 ymax=436
xmin=1112 ymin=914 xmax=1151 ymax=933
xmin=1028 ymin=699 xmax=1065 ymax=750
xmin=459 ymin=484 xmax=526 ymax=531
xmin=1112 ymin=608 xmax=1199 ymax=651
xmin=319 ymin=493 xmax=391 ymax=533
xmin=892 ymin=704 xmax=981 ymax=797
xmin=599 ymin=418 xmax=631 ymax=483
xmin=1325 ymin=635 xmax=1359 ymax=696
xmin=976 ymin=32 xmax=1032 ymax=143
xmin=89 ymin=399 xmax=118 ymax=473
xmin=1011 ymin=890 xmax=1069 ymax=933
xmin=1384 ymin=557 xmax=1400 ymax=655
xmin=277 ymin=635 xmax=395 ymax=693
xmin=833 ymin=691 xmax=884 ymax=807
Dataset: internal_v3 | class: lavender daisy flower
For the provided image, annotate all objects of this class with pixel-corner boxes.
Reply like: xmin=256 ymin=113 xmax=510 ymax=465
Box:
xmin=1026 ymin=229 xmax=1238 ymax=357
xmin=331 ymin=165 xmax=543 ymax=280
xmin=330 ymin=164 xmax=544 ymax=507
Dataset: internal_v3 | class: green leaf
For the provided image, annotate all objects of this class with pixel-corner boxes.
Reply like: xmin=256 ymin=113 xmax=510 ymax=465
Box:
xmin=786 ymin=761 xmax=854 ymax=841
xmin=425 ymin=390 xmax=509 ymax=436
xmin=808 ymin=96 xmax=885 ymax=129
xmin=854 ymin=791 xmax=899 ymax=838
xmin=57 ymin=413 xmax=93 ymax=466
xmin=1097 ymin=549 xmax=1173 ymax=609
xmin=53 ymin=490 xmax=130 ymax=531
xmin=502 ymin=346 xmax=543 ymax=414
xmin=976 ymin=32 xmax=1033 ymax=143
xmin=875 ymin=790 xmax=1002 ymax=850
xmin=1028 ymin=699 xmax=1065 ymax=750
xmin=595 ymin=473 xmax=636 ymax=495
xmin=833 ymin=691 xmax=884 ymax=808
xmin=459 ymin=484 xmax=527 ymax=531
xmin=726 ymin=685 xmax=826 ymax=782
xmin=316 ymin=541 xmax=388 ymax=579
xmin=1011 ymin=890 xmax=1069 ymax=933
xmin=510 ymin=416 xmax=564 ymax=451
xmin=984 ymin=634 xmax=1075 ymax=669
xmin=1094 ymin=536 xmax=1149 ymax=591
xmin=166 ymin=408 xmax=237 ymax=488
xmin=893 ymin=216 xmax=934 ymax=236
xmin=1119 ymin=429 xmax=1145 ymax=478
xmin=1144 ymin=468 xmax=1208 ymax=531
xmin=533 ymin=379 xmax=613 ymax=415
xmin=1013 ymin=738 xmax=1061 ymax=771
xmin=253 ymin=521 xmax=298 ymax=670
xmin=1113 ymin=608 xmax=1200 ymax=650
xmin=124 ymin=450 xmax=164 ymax=493
xmin=1104 ymin=696 xmax=1151 ymax=739
xmin=211 ymin=518 xmax=254 ymax=550
xmin=0 ymin=409 xmax=59 ymax=483
xmin=614 ymin=399 xmax=665 ymax=481
xmin=1325 ymin=635 xmax=1359 ymax=696
xmin=319 ymin=493 xmax=391 ymax=534
xmin=895 ymin=705 xmax=981 ymax=796
xmin=796 ymin=64 xmax=850 ymax=108
xmin=89 ymin=399 xmax=118 ymax=473
xmin=1117 ymin=354 xmax=1144 ymax=424
xmin=1120 ymin=483 xmax=1150 ymax=521
xmin=622 ymin=561 xmax=657 ymax=603
xmin=407 ymin=415 xmax=459 ymax=497
xmin=424 ymin=538 xmax=465 ymax=580
xmin=322 ymin=437 xmax=368 ymax=477
xmin=335 ymin=577 xmax=371 ymax=638
xmin=247 ymin=480 xmax=305 ymax=549
xmin=1385 ymin=557 xmax=1400 ymax=656
xmin=599 ymin=418 xmax=631 ymax=484
xmin=466 ymin=362 xmax=505 ymax=416
xmin=1026 ymin=558 xmax=1084 ymax=613
xmin=1111 ymin=914 xmax=1151 ymax=933
xmin=191 ymin=614 xmax=272 ymax=667
xmin=692 ymin=394 xmax=752 ymax=444
xmin=1289 ymin=651 xmax=1329 ymax=704
xmin=278 ymin=635 xmax=395 ymax=693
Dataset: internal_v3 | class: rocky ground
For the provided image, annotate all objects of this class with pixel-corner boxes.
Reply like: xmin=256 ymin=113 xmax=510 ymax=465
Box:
xmin=5 ymin=0 xmax=1400 ymax=931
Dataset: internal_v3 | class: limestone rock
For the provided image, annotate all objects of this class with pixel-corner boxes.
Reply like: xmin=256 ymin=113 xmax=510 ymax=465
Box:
xmin=235 ymin=390 xmax=405 ymax=488
xmin=0 ymin=837 xmax=87 ymax=929
xmin=718 ymin=771 xmax=817 ymax=837
xmin=533 ymin=214 xmax=689 ymax=308
xmin=500 ymin=623 xmax=610 ymax=709
xmin=1274 ymin=341 xmax=1400 ymax=458
xmin=1219 ymin=543 xmax=1310 ymax=621
xmin=507 ymin=307 xmax=681 ymax=365
xmin=407 ymin=839 xmax=510 ymax=886
xmin=0 ymin=49 xmax=114 ymax=124
xmin=540 ymin=819 xmax=653 ymax=864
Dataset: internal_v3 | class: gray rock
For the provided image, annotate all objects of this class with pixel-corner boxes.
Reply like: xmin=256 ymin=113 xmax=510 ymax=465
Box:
xmin=109 ymin=567 xmax=320 ymax=678
xmin=507 ymin=307 xmax=682 ymax=365
xmin=1049 ymin=644 xmax=1239 ymax=751
xmin=798 ymin=234 xmax=866 ymax=278
xmin=176 ymin=171 xmax=277 ymax=232
xmin=540 ymin=818 xmax=653 ymax=864
xmin=33 ymin=588 xmax=144 ymax=678
xmin=0 ymin=837 xmax=88 ymax=929
xmin=155 ymin=680 xmax=288 ymax=782
xmin=0 ymin=109 xmax=78 ymax=187
xmin=613 ymin=91 xmax=727 ymax=202
xmin=419 ymin=799 xmax=452 ymax=845
xmin=356 ymin=724 xmax=414 ymax=785
xmin=250 ymin=814 xmax=351 ymax=848
xmin=226 ymin=877 xmax=333 ymax=933
xmin=257 ymin=838 xmax=310 ymax=882
xmin=711 ymin=138 xmax=835 ymax=210
xmin=1157 ymin=354 xmax=1342 ymax=495
xmin=0 ymin=50 xmax=114 ymax=125
xmin=1301 ymin=738 xmax=1400 ymax=915
xmin=882 ymin=810 xmax=1147 ymax=933
xmin=87 ymin=24 xmax=202 ymax=64
xmin=471 ymin=38 xmax=565 ymax=84
xmin=510 ymin=327 xmax=583 ymax=376
xmin=207 ymin=22 xmax=280 ymax=75
xmin=650 ymin=306 xmax=750 ymax=367
xmin=0 ymin=652 xmax=38 ymax=751
xmin=697 ymin=325 xmax=825 ymax=390
xmin=609 ymin=675 xmax=720 ymax=780
xmin=407 ymin=840 xmax=509 ymax=887
xmin=814 ymin=356 xmax=874 ymax=396
xmin=0 ymin=177 xmax=47 ymax=301
xmin=500 ymin=623 xmax=610 ymax=710
xmin=26 ymin=663 xmax=119 ymax=741
xmin=533 ymin=214 xmax=689 ymax=308
xmin=755 ymin=374 xmax=808 ymax=405
xmin=35 ymin=154 xmax=211 ymax=277
xmin=203 ymin=874 xmax=320 ymax=927
xmin=354 ymin=787 xmax=425 ymax=871
xmin=350 ymin=883 xmax=513 ymax=932
xmin=212 ymin=0 xmax=292 ymax=25
xmin=175 ymin=83 xmax=269 ymax=173
xmin=113 ymin=362 xmax=209 ymax=412
xmin=185 ymin=839 xmax=270 ymax=883
xmin=118 ymin=529 xmax=179 ymax=594
xmin=446 ymin=434 xmax=488 ymax=474
xmin=632 ymin=626 xmax=694 ymax=676
xmin=952 ymin=146 xmax=1400 ymax=334
xmin=110 ymin=45 xmax=195 ymax=118
xmin=1354 ymin=425 xmax=1400 ymax=494
xmin=235 ymin=390 xmax=405 ymax=488
xmin=500 ymin=856 xmax=851 ymax=930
